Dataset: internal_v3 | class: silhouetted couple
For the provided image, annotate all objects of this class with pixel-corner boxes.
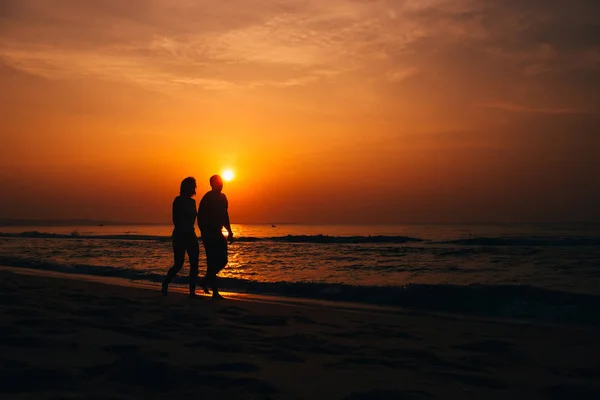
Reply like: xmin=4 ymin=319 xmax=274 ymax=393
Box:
xmin=162 ymin=175 xmax=234 ymax=299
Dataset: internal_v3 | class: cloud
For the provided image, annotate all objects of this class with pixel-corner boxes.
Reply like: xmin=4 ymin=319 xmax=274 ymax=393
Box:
xmin=386 ymin=67 xmax=418 ymax=83
xmin=0 ymin=0 xmax=598 ymax=112
xmin=477 ymin=102 xmax=595 ymax=115
xmin=0 ymin=0 xmax=451 ymax=91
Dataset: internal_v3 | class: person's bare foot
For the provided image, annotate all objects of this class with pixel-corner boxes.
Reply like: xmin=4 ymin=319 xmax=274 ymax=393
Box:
xmin=212 ymin=292 xmax=224 ymax=300
xmin=201 ymin=281 xmax=211 ymax=295
xmin=197 ymin=277 xmax=211 ymax=294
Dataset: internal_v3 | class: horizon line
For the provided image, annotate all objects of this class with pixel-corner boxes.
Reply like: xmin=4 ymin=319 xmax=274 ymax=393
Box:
xmin=0 ymin=218 xmax=598 ymax=227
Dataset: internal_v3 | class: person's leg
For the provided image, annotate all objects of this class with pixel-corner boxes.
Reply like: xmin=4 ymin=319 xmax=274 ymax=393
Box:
xmin=200 ymin=239 xmax=212 ymax=294
xmin=208 ymin=236 xmax=228 ymax=298
xmin=187 ymin=237 xmax=200 ymax=296
xmin=198 ymin=275 xmax=210 ymax=294
xmin=162 ymin=238 xmax=185 ymax=295
xmin=204 ymin=242 xmax=217 ymax=291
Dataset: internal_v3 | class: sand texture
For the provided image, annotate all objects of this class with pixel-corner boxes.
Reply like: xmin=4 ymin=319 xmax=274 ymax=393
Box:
xmin=1 ymin=270 xmax=600 ymax=399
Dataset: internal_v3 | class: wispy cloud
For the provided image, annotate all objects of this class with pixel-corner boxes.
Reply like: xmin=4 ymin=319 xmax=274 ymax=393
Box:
xmin=478 ymin=102 xmax=595 ymax=115
xmin=386 ymin=67 xmax=418 ymax=83
xmin=0 ymin=0 xmax=598 ymax=110
xmin=0 ymin=0 xmax=470 ymax=92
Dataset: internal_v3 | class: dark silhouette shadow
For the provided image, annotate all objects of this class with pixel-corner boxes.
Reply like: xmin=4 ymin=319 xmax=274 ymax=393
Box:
xmin=162 ymin=177 xmax=200 ymax=297
xmin=197 ymin=175 xmax=234 ymax=299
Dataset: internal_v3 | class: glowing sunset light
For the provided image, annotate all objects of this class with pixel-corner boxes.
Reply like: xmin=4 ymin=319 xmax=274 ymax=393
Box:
xmin=0 ymin=1 xmax=598 ymax=224
xmin=223 ymin=169 xmax=235 ymax=182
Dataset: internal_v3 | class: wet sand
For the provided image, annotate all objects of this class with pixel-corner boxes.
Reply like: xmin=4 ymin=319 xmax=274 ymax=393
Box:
xmin=1 ymin=268 xmax=599 ymax=399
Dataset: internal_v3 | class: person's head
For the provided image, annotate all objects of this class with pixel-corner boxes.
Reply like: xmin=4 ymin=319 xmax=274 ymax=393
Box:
xmin=210 ymin=175 xmax=223 ymax=192
xmin=180 ymin=176 xmax=197 ymax=197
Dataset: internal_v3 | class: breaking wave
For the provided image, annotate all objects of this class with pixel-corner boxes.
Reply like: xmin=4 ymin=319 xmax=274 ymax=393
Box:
xmin=3 ymin=231 xmax=600 ymax=246
xmin=2 ymin=255 xmax=599 ymax=326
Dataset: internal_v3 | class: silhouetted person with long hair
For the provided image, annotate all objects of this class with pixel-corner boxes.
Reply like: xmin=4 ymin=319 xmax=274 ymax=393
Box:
xmin=162 ymin=177 xmax=200 ymax=297
xmin=197 ymin=174 xmax=234 ymax=299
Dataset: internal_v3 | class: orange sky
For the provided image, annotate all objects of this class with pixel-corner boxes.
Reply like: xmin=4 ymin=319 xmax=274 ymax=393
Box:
xmin=1 ymin=0 xmax=599 ymax=224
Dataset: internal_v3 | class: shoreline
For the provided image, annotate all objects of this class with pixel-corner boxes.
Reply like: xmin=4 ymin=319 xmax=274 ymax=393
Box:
xmin=0 ymin=264 xmax=593 ymax=331
xmin=2 ymin=263 xmax=600 ymax=329
xmin=0 ymin=265 xmax=404 ymax=314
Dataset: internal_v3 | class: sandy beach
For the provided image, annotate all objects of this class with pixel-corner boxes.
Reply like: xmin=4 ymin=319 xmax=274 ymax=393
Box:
xmin=1 ymin=269 xmax=599 ymax=400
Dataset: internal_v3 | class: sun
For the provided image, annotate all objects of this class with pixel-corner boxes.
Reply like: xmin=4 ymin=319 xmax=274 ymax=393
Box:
xmin=222 ymin=169 xmax=235 ymax=182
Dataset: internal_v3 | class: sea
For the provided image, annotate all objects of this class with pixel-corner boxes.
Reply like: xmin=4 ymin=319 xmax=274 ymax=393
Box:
xmin=1 ymin=223 xmax=600 ymax=324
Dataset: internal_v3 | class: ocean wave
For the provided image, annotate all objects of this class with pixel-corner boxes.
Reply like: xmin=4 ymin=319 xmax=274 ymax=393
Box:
xmin=248 ymin=235 xmax=424 ymax=244
xmin=0 ymin=231 xmax=424 ymax=244
xmin=4 ymin=231 xmax=600 ymax=247
xmin=2 ymin=256 xmax=599 ymax=326
xmin=0 ymin=231 xmax=172 ymax=241
xmin=440 ymin=236 xmax=600 ymax=246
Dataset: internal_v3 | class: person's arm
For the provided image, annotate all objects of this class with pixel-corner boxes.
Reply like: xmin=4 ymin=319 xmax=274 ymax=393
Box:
xmin=191 ymin=199 xmax=197 ymax=231
xmin=172 ymin=197 xmax=179 ymax=227
xmin=197 ymin=197 xmax=203 ymax=232
xmin=223 ymin=195 xmax=233 ymax=243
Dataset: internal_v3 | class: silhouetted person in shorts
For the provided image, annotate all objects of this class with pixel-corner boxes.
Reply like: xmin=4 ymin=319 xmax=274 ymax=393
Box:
xmin=162 ymin=177 xmax=200 ymax=297
xmin=197 ymin=174 xmax=234 ymax=299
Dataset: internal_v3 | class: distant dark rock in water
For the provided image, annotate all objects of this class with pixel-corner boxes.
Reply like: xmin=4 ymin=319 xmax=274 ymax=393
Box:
xmin=97 ymin=224 xmax=104 ymax=227
xmin=271 ymin=225 xmax=277 ymax=228
xmin=18 ymin=231 xmax=58 ymax=238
